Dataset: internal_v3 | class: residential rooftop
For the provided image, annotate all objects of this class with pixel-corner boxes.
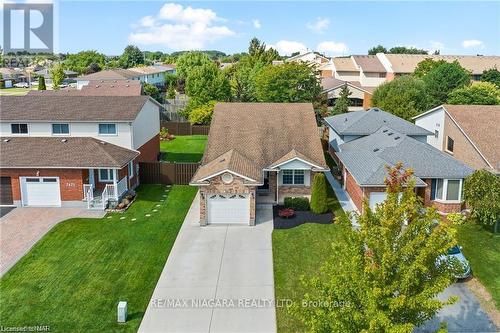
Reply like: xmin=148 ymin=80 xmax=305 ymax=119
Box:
xmin=0 ymin=137 xmax=139 ymax=169
xmin=337 ymin=127 xmax=474 ymax=185
xmin=352 ymin=55 xmax=386 ymax=73
xmin=324 ymin=108 xmax=432 ymax=136
xmin=28 ymin=80 xmax=143 ymax=96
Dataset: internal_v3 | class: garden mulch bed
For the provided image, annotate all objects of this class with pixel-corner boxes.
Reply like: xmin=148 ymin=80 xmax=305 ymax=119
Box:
xmin=272 ymin=205 xmax=334 ymax=229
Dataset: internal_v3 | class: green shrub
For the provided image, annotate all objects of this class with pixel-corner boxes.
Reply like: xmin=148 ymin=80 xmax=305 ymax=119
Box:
xmin=310 ymin=173 xmax=329 ymax=214
xmin=284 ymin=197 xmax=310 ymax=211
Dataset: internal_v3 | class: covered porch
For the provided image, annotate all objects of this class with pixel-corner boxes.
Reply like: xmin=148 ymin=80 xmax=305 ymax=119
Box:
xmin=82 ymin=167 xmax=131 ymax=210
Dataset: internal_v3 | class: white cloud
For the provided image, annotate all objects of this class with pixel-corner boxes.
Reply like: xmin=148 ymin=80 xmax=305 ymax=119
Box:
xmin=129 ymin=3 xmax=235 ymax=50
xmin=462 ymin=39 xmax=484 ymax=49
xmin=316 ymin=41 xmax=348 ymax=55
xmin=252 ymin=19 xmax=261 ymax=29
xmin=306 ymin=17 xmax=330 ymax=34
xmin=267 ymin=40 xmax=308 ymax=56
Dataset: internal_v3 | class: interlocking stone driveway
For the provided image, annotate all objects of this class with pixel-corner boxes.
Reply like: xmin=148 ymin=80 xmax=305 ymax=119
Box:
xmin=0 ymin=207 xmax=105 ymax=276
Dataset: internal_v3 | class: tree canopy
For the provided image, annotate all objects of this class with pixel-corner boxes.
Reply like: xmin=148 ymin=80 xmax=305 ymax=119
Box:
xmin=423 ymin=61 xmax=471 ymax=107
xmin=368 ymin=45 xmax=428 ymax=55
xmin=175 ymin=52 xmax=213 ymax=79
xmin=448 ymin=82 xmax=500 ymax=105
xmin=50 ymin=64 xmax=65 ymax=90
xmin=464 ymin=170 xmax=500 ymax=233
xmin=143 ymin=83 xmax=162 ymax=103
xmin=371 ymin=75 xmax=429 ymax=120
xmin=291 ymin=164 xmax=460 ymax=332
xmin=119 ymin=45 xmax=144 ymax=68
xmin=481 ymin=68 xmax=500 ymax=88
xmin=368 ymin=45 xmax=388 ymax=55
xmin=414 ymin=58 xmax=448 ymax=78
xmin=331 ymin=84 xmax=351 ymax=114
xmin=254 ymin=62 xmax=321 ymax=103
xmin=63 ymin=50 xmax=106 ymax=74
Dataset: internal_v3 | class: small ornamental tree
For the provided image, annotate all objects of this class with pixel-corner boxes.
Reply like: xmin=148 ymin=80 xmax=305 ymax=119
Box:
xmin=50 ymin=64 xmax=65 ymax=90
xmin=447 ymin=82 xmax=500 ymax=105
xmin=332 ymin=84 xmax=351 ymax=114
xmin=310 ymin=173 xmax=329 ymax=214
xmin=291 ymin=164 xmax=460 ymax=332
xmin=143 ymin=83 xmax=161 ymax=103
xmin=38 ymin=76 xmax=46 ymax=90
xmin=188 ymin=101 xmax=216 ymax=125
xmin=464 ymin=169 xmax=500 ymax=233
xmin=166 ymin=84 xmax=176 ymax=99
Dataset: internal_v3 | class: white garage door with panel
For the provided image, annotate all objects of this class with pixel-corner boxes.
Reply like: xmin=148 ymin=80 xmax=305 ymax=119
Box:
xmin=369 ymin=192 xmax=387 ymax=211
xmin=207 ymin=194 xmax=250 ymax=225
xmin=21 ymin=177 xmax=61 ymax=207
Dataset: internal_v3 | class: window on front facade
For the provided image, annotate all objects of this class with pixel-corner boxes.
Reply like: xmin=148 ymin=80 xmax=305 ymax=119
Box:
xmin=52 ymin=123 xmax=69 ymax=135
xmin=434 ymin=130 xmax=439 ymax=138
xmin=446 ymin=136 xmax=454 ymax=152
xmin=282 ymin=170 xmax=305 ymax=185
xmin=99 ymin=169 xmax=114 ymax=182
xmin=431 ymin=179 xmax=461 ymax=201
xmin=98 ymin=123 xmax=117 ymax=135
xmin=128 ymin=162 xmax=134 ymax=179
xmin=446 ymin=180 xmax=460 ymax=201
xmin=11 ymin=123 xmax=28 ymax=134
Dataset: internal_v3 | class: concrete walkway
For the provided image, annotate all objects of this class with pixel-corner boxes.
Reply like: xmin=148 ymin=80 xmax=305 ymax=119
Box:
xmin=139 ymin=194 xmax=276 ymax=333
xmin=325 ymin=172 xmax=358 ymax=214
xmin=0 ymin=207 xmax=105 ymax=276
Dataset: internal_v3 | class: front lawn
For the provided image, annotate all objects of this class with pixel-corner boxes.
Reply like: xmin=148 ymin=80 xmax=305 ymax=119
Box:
xmin=0 ymin=87 xmax=36 ymax=96
xmin=272 ymin=183 xmax=346 ymax=332
xmin=458 ymin=222 xmax=500 ymax=308
xmin=0 ymin=185 xmax=197 ymax=332
xmin=160 ymin=135 xmax=207 ymax=162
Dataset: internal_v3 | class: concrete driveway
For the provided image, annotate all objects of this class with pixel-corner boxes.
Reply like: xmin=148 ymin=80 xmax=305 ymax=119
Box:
xmin=416 ymin=282 xmax=497 ymax=332
xmin=139 ymin=194 xmax=276 ymax=333
xmin=0 ymin=207 xmax=105 ymax=276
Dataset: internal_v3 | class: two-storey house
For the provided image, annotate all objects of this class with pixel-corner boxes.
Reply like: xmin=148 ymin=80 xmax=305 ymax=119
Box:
xmin=0 ymin=95 xmax=160 ymax=209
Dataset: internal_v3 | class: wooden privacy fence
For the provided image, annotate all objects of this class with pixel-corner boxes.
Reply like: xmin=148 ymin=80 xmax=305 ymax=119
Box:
xmin=160 ymin=121 xmax=210 ymax=136
xmin=139 ymin=161 xmax=201 ymax=185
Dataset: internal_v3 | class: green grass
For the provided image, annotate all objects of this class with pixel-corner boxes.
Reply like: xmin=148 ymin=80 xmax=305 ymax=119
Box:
xmin=0 ymin=185 xmax=197 ymax=332
xmin=458 ymin=222 xmax=500 ymax=308
xmin=160 ymin=135 xmax=207 ymax=162
xmin=272 ymin=183 xmax=347 ymax=332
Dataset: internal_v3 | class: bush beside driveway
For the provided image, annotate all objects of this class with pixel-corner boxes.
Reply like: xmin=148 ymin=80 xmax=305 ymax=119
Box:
xmin=0 ymin=185 xmax=197 ymax=332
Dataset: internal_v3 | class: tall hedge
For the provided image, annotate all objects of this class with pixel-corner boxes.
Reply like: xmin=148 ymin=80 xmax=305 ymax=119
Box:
xmin=310 ymin=173 xmax=329 ymax=214
xmin=38 ymin=76 xmax=46 ymax=90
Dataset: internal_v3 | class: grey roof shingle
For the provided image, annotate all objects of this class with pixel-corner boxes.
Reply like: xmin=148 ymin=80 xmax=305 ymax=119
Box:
xmin=324 ymin=108 xmax=432 ymax=136
xmin=0 ymin=137 xmax=139 ymax=168
xmin=337 ymin=127 xmax=474 ymax=185
xmin=0 ymin=95 xmax=150 ymax=121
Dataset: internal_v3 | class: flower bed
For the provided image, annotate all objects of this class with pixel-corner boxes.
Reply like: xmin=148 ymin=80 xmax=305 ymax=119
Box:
xmin=272 ymin=205 xmax=333 ymax=229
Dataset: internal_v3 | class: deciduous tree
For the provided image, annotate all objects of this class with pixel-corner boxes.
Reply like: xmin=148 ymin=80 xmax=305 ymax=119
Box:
xmin=481 ymin=68 xmax=500 ymax=88
xmin=188 ymin=101 xmax=216 ymax=125
xmin=464 ymin=170 xmax=500 ymax=233
xmin=63 ymin=50 xmax=105 ymax=74
xmin=119 ymin=45 xmax=144 ymax=68
xmin=414 ymin=58 xmax=447 ymax=78
xmin=423 ymin=61 xmax=471 ymax=107
xmin=291 ymin=164 xmax=459 ymax=332
xmin=448 ymin=82 xmax=500 ymax=105
xmin=175 ymin=52 xmax=212 ymax=79
xmin=143 ymin=83 xmax=162 ymax=103
xmin=368 ymin=45 xmax=387 ymax=55
xmin=50 ymin=64 xmax=65 ymax=90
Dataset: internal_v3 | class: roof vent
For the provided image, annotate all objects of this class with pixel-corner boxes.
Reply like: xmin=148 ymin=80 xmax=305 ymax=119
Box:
xmin=373 ymin=108 xmax=379 ymax=112
xmin=3 ymin=139 xmax=10 ymax=143
xmin=126 ymin=84 xmax=129 ymax=87
xmin=382 ymin=129 xmax=388 ymax=133
xmin=373 ymin=148 xmax=380 ymax=152
xmin=219 ymin=158 xmax=226 ymax=162
xmin=395 ymin=136 xmax=400 ymax=140
xmin=61 ymin=139 xmax=68 ymax=143
xmin=100 ymin=141 xmax=106 ymax=145
xmin=388 ymin=132 xmax=393 ymax=136
xmin=110 ymin=85 xmax=114 ymax=88
xmin=344 ymin=117 xmax=348 ymax=122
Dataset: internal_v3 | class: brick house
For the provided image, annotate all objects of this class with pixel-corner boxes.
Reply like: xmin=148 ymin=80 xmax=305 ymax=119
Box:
xmin=0 ymin=95 xmax=160 ymax=209
xmin=321 ymin=77 xmax=375 ymax=111
xmin=190 ymin=103 xmax=329 ymax=226
xmin=324 ymin=108 xmax=473 ymax=214
xmin=413 ymin=104 xmax=500 ymax=174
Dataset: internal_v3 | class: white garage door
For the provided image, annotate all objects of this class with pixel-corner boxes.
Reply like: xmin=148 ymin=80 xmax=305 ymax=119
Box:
xmin=369 ymin=192 xmax=387 ymax=211
xmin=207 ymin=194 xmax=250 ymax=225
xmin=21 ymin=177 xmax=61 ymax=207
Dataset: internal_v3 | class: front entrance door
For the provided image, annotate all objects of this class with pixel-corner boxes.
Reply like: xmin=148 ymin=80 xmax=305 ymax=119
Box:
xmin=88 ymin=169 xmax=95 ymax=188
xmin=258 ymin=171 xmax=269 ymax=192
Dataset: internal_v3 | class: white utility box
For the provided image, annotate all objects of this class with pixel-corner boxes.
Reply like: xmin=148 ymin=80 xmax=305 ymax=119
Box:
xmin=117 ymin=301 xmax=127 ymax=323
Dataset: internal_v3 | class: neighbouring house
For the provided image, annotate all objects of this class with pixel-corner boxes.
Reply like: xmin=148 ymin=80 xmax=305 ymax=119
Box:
xmin=351 ymin=55 xmax=387 ymax=87
xmin=0 ymin=68 xmax=28 ymax=87
xmin=0 ymin=95 xmax=160 ymax=209
xmin=285 ymin=51 xmax=330 ymax=66
xmin=324 ymin=108 xmax=473 ymax=214
xmin=190 ymin=103 xmax=329 ymax=226
xmin=321 ymin=77 xmax=375 ymax=111
xmin=413 ymin=104 xmax=500 ymax=174
xmin=76 ymin=65 xmax=173 ymax=89
xmin=28 ymin=80 xmax=143 ymax=96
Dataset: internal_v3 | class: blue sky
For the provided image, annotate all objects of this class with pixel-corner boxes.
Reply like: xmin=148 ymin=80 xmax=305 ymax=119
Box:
xmin=55 ymin=1 xmax=500 ymax=56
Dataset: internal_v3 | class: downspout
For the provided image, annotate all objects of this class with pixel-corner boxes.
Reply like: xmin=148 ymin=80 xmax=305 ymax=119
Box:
xmin=276 ymin=170 xmax=279 ymax=204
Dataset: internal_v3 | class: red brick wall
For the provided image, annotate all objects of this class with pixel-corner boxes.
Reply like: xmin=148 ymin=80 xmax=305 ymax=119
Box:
xmin=422 ymin=178 xmax=464 ymax=214
xmin=345 ymin=170 xmax=364 ymax=211
xmin=0 ymin=168 xmax=84 ymax=202
xmin=137 ymin=134 xmax=160 ymax=162
xmin=363 ymin=93 xmax=372 ymax=109
xmin=93 ymin=163 xmax=133 ymax=191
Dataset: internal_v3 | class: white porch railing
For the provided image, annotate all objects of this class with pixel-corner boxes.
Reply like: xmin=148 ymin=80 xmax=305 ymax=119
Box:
xmin=117 ymin=177 xmax=128 ymax=198
xmin=101 ymin=184 xmax=116 ymax=210
xmin=83 ymin=184 xmax=93 ymax=200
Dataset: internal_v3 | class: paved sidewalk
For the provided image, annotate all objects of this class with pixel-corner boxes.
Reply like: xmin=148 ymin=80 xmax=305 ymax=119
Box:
xmin=139 ymin=194 xmax=276 ymax=333
xmin=0 ymin=207 xmax=105 ymax=276
xmin=325 ymin=172 xmax=358 ymax=214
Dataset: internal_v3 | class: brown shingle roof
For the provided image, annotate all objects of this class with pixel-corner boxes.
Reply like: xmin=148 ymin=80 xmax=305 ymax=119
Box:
xmin=384 ymin=54 xmax=500 ymax=74
xmin=27 ymin=80 xmax=143 ymax=96
xmin=352 ymin=55 xmax=386 ymax=73
xmin=191 ymin=103 xmax=328 ymax=183
xmin=0 ymin=95 xmax=150 ymax=121
xmin=443 ymin=104 xmax=500 ymax=172
xmin=321 ymin=77 xmax=375 ymax=94
xmin=0 ymin=137 xmax=139 ymax=168
xmin=332 ymin=57 xmax=358 ymax=72
xmin=78 ymin=69 xmax=141 ymax=81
